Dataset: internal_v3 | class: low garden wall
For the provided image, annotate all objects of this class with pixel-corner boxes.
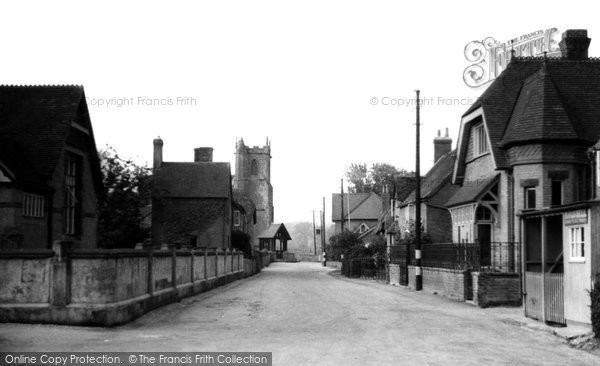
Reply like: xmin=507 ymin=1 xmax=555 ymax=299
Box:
xmin=408 ymin=266 xmax=469 ymax=302
xmin=471 ymin=272 xmax=521 ymax=307
xmin=0 ymin=242 xmax=258 ymax=326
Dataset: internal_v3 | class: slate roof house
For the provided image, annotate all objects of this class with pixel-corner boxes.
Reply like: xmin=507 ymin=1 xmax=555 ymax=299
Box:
xmin=331 ymin=192 xmax=382 ymax=235
xmin=396 ymin=129 xmax=458 ymax=243
xmin=152 ymin=142 xmax=233 ymax=249
xmin=0 ymin=85 xmax=103 ymax=250
xmin=447 ymin=29 xmax=600 ymax=325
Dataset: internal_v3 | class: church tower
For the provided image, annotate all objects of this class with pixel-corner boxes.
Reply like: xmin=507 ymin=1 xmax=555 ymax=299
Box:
xmin=233 ymin=138 xmax=274 ymax=239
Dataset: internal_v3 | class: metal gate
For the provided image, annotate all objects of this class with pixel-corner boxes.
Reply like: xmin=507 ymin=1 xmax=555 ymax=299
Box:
xmin=524 ymin=271 xmax=565 ymax=325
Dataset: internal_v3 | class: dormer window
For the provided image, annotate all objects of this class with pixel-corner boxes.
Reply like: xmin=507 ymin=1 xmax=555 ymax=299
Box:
xmin=359 ymin=223 xmax=369 ymax=233
xmin=473 ymin=124 xmax=489 ymax=157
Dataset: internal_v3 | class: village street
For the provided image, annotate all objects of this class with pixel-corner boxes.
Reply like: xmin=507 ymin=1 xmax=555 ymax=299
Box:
xmin=1 ymin=263 xmax=598 ymax=365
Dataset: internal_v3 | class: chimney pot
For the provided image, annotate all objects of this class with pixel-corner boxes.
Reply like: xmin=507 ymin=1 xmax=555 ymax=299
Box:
xmin=194 ymin=147 xmax=214 ymax=162
xmin=433 ymin=128 xmax=452 ymax=163
xmin=153 ymin=137 xmax=163 ymax=169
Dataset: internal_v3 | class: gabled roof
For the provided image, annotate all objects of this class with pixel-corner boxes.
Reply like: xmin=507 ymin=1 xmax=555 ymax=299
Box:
xmin=258 ymin=223 xmax=292 ymax=240
xmin=461 ymin=57 xmax=600 ymax=169
xmin=154 ymin=162 xmax=231 ymax=198
xmin=445 ymin=174 xmax=499 ymax=208
xmin=331 ymin=192 xmax=382 ymax=221
xmin=0 ymin=85 xmax=102 ymax=191
xmin=403 ymin=150 xmax=456 ymax=204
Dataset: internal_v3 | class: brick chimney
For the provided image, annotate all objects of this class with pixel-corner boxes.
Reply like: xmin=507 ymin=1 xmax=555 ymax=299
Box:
xmin=194 ymin=147 xmax=213 ymax=162
xmin=434 ymin=128 xmax=452 ymax=163
xmin=559 ymin=29 xmax=591 ymax=60
xmin=153 ymin=137 xmax=163 ymax=169
xmin=382 ymin=184 xmax=390 ymax=214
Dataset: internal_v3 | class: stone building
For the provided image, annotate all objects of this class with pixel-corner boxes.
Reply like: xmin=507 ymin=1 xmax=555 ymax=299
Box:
xmin=0 ymin=85 xmax=103 ymax=250
xmin=233 ymin=138 xmax=274 ymax=246
xmin=151 ymin=142 xmax=232 ymax=249
xmin=447 ymin=29 xmax=600 ymax=325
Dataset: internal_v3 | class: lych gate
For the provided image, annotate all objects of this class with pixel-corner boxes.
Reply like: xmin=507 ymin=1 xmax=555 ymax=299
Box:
xmin=258 ymin=223 xmax=292 ymax=261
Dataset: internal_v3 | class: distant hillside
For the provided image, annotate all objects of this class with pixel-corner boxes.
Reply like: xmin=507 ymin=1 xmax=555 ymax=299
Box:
xmin=284 ymin=221 xmax=334 ymax=254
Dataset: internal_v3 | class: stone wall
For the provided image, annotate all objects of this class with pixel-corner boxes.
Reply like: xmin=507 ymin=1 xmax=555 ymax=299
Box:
xmin=408 ymin=265 xmax=469 ymax=301
xmin=0 ymin=242 xmax=248 ymax=326
xmin=472 ymin=272 xmax=521 ymax=307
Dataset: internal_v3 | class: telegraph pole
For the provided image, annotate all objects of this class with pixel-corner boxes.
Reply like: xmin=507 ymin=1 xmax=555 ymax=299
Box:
xmin=312 ymin=211 xmax=317 ymax=255
xmin=340 ymin=179 xmax=345 ymax=232
xmin=415 ymin=90 xmax=422 ymax=291
xmin=322 ymin=197 xmax=327 ymax=267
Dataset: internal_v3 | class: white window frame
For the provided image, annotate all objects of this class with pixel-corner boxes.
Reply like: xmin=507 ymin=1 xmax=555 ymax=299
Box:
xmin=473 ymin=124 xmax=489 ymax=157
xmin=524 ymin=187 xmax=536 ymax=209
xmin=569 ymin=226 xmax=585 ymax=262
xmin=359 ymin=223 xmax=368 ymax=233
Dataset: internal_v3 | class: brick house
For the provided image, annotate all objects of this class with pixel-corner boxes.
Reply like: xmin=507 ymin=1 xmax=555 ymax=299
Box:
xmin=0 ymin=86 xmax=103 ymax=250
xmin=152 ymin=142 xmax=232 ymax=249
xmin=332 ymin=192 xmax=381 ymax=235
xmin=396 ymin=129 xmax=458 ymax=243
xmin=447 ymin=29 xmax=600 ymax=325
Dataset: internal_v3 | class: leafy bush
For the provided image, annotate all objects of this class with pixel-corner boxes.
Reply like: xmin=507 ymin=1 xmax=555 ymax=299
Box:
xmin=98 ymin=146 xmax=151 ymax=248
xmin=327 ymin=230 xmax=362 ymax=261
xmin=592 ymin=274 xmax=600 ymax=338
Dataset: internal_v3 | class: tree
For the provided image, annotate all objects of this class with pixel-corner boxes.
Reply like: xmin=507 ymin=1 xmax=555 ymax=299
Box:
xmin=98 ymin=146 xmax=152 ymax=248
xmin=345 ymin=162 xmax=414 ymax=195
xmin=327 ymin=231 xmax=363 ymax=261
xmin=345 ymin=163 xmax=372 ymax=193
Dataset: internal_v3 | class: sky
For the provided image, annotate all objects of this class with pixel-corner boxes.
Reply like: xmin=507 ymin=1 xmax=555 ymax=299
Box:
xmin=1 ymin=1 xmax=598 ymax=224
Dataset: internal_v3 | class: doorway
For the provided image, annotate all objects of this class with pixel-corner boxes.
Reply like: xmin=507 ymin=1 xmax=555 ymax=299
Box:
xmin=477 ymin=224 xmax=492 ymax=267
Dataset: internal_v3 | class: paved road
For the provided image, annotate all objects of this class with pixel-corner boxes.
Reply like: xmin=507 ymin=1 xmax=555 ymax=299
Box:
xmin=1 ymin=262 xmax=598 ymax=365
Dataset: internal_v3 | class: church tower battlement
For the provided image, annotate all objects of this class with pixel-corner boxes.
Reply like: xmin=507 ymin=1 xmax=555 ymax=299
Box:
xmin=233 ymin=138 xmax=274 ymax=239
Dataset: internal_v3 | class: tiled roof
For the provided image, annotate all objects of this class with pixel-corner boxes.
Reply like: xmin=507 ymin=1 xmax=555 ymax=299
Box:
xmin=391 ymin=176 xmax=417 ymax=201
xmin=501 ymin=63 xmax=580 ymax=146
xmin=331 ymin=192 xmax=382 ymax=221
xmin=154 ymin=162 xmax=231 ymax=198
xmin=463 ymin=57 xmax=600 ymax=168
xmin=258 ymin=223 xmax=292 ymax=240
xmin=445 ymin=174 xmax=499 ymax=207
xmin=404 ymin=150 xmax=456 ymax=203
xmin=0 ymin=85 xmax=102 ymax=190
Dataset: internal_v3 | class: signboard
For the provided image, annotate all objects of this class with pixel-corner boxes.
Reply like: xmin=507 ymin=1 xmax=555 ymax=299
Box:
xmin=463 ymin=28 xmax=561 ymax=88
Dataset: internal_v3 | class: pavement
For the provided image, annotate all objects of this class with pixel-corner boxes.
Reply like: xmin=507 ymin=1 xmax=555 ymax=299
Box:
xmin=1 ymin=262 xmax=599 ymax=365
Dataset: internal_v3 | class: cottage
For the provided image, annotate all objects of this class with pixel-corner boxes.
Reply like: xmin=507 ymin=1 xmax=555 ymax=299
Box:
xmin=151 ymin=142 xmax=233 ymax=249
xmin=0 ymin=86 xmax=103 ymax=250
xmin=397 ymin=129 xmax=458 ymax=243
xmin=332 ymin=192 xmax=381 ymax=235
xmin=448 ymin=29 xmax=600 ymax=325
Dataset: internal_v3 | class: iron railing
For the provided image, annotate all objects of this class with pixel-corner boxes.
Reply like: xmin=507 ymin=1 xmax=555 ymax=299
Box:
xmin=342 ymin=256 xmax=387 ymax=281
xmin=388 ymin=242 xmax=520 ymax=273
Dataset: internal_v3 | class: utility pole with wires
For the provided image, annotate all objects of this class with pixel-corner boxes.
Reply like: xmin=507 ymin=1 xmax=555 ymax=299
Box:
xmin=322 ymin=196 xmax=327 ymax=267
xmin=414 ymin=89 xmax=423 ymax=291
xmin=312 ymin=210 xmax=317 ymax=255
xmin=340 ymin=179 xmax=345 ymax=232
